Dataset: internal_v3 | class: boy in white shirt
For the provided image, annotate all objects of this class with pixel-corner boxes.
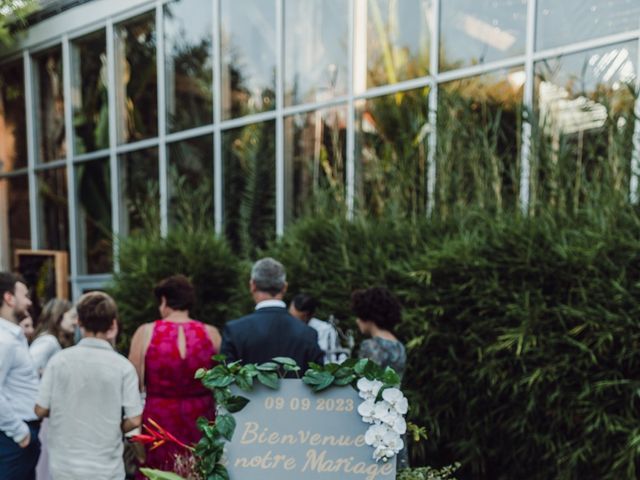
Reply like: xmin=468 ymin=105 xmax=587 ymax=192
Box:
xmin=35 ymin=292 xmax=142 ymax=480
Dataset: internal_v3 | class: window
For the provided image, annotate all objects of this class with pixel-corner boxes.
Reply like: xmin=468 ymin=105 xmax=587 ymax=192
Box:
xmin=0 ymin=61 xmax=27 ymax=172
xmin=34 ymin=47 xmax=66 ymax=163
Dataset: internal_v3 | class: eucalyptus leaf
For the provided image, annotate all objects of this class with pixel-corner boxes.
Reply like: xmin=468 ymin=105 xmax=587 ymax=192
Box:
xmin=257 ymin=371 xmax=279 ymax=389
xmin=225 ymin=395 xmax=250 ymax=413
xmin=215 ymin=414 xmax=236 ymax=441
xmin=272 ymin=357 xmax=298 ymax=367
xmin=256 ymin=362 xmax=279 ymax=372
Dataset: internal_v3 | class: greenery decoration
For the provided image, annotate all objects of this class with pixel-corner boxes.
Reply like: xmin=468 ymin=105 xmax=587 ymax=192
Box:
xmin=193 ymin=355 xmax=407 ymax=480
xmin=137 ymin=355 xmax=411 ymax=480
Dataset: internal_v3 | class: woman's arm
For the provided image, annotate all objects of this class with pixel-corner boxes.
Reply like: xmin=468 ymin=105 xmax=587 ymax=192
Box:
xmin=205 ymin=325 xmax=222 ymax=352
xmin=128 ymin=323 xmax=152 ymax=392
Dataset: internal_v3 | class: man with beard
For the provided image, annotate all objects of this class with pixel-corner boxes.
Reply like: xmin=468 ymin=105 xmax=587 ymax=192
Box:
xmin=0 ymin=272 xmax=39 ymax=480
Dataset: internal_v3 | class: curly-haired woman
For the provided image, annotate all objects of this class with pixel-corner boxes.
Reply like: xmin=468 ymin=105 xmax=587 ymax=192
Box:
xmin=351 ymin=287 xmax=406 ymax=378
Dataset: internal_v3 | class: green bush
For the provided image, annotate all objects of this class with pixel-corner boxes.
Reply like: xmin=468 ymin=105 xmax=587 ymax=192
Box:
xmin=266 ymin=207 xmax=640 ymax=480
xmin=109 ymin=229 xmax=250 ymax=350
xmin=111 ymin=206 xmax=640 ymax=479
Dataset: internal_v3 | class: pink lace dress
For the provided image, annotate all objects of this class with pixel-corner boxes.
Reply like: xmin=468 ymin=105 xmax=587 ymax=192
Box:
xmin=138 ymin=320 xmax=216 ymax=475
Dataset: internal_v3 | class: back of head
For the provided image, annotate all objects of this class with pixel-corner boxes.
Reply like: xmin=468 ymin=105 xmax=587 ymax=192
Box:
xmin=292 ymin=293 xmax=317 ymax=317
xmin=351 ymin=286 xmax=402 ymax=331
xmin=0 ymin=271 xmax=20 ymax=306
xmin=251 ymin=258 xmax=286 ymax=296
xmin=76 ymin=291 xmax=117 ymax=334
xmin=154 ymin=274 xmax=195 ymax=311
xmin=36 ymin=298 xmax=73 ymax=342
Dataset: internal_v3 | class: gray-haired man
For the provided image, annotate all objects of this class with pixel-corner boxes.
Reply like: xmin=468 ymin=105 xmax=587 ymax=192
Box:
xmin=221 ymin=258 xmax=324 ymax=372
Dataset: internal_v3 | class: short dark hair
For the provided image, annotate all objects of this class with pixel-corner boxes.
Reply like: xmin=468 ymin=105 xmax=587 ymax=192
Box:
xmin=0 ymin=272 xmax=22 ymax=306
xmin=76 ymin=292 xmax=117 ymax=333
xmin=154 ymin=275 xmax=195 ymax=311
xmin=292 ymin=294 xmax=318 ymax=316
xmin=351 ymin=287 xmax=402 ymax=331
xmin=0 ymin=271 xmax=18 ymax=294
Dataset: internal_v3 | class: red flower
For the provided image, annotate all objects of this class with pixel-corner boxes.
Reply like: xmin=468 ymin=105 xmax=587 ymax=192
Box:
xmin=130 ymin=418 xmax=194 ymax=452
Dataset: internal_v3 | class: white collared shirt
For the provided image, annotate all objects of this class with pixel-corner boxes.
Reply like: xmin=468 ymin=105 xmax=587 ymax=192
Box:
xmin=255 ymin=299 xmax=287 ymax=310
xmin=37 ymin=337 xmax=142 ymax=480
xmin=0 ymin=316 xmax=40 ymax=443
xmin=308 ymin=318 xmax=344 ymax=364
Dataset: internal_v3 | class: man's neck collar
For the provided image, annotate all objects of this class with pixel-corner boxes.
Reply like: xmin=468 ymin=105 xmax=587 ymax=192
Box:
xmin=255 ymin=299 xmax=287 ymax=310
xmin=0 ymin=307 xmax=16 ymax=324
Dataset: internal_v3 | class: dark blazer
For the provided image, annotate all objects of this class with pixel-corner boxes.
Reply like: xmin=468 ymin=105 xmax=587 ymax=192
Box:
xmin=221 ymin=306 xmax=324 ymax=372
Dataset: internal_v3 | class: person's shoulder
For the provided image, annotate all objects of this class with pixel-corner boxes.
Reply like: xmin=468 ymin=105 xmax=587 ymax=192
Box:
xmin=108 ymin=348 xmax=138 ymax=372
xmin=31 ymin=333 xmax=60 ymax=348
xmin=45 ymin=344 xmax=76 ymax=367
xmin=225 ymin=311 xmax=262 ymax=329
xmin=133 ymin=322 xmax=155 ymax=336
xmin=308 ymin=318 xmax=335 ymax=333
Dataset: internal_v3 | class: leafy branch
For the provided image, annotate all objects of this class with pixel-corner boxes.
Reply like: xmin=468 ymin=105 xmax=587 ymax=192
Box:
xmin=302 ymin=357 xmax=401 ymax=393
xmin=192 ymin=355 xmax=300 ymax=480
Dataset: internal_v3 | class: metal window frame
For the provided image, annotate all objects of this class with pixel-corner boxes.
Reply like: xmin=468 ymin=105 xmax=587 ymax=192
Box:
xmin=1 ymin=0 xmax=640 ymax=293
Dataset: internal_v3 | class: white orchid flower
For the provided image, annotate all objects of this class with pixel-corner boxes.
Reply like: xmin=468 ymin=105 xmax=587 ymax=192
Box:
xmin=372 ymin=445 xmax=395 ymax=462
xmin=357 ymin=378 xmax=384 ymax=400
xmin=382 ymin=387 xmax=409 ymax=414
xmin=382 ymin=430 xmax=404 ymax=453
xmin=373 ymin=401 xmax=398 ymax=425
xmin=357 ymin=399 xmax=377 ymax=424
xmin=391 ymin=415 xmax=407 ymax=435
xmin=364 ymin=424 xmax=387 ymax=447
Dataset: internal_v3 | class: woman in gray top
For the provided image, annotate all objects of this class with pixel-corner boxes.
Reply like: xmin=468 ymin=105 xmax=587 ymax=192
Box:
xmin=351 ymin=286 xmax=409 ymax=468
xmin=351 ymin=287 xmax=406 ymax=378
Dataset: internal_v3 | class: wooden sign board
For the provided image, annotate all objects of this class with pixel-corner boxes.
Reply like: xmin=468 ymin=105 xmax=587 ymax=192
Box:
xmin=225 ymin=380 xmax=396 ymax=480
xmin=14 ymin=250 xmax=69 ymax=317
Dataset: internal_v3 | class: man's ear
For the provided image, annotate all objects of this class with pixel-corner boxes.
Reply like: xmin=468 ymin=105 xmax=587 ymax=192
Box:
xmin=281 ymin=281 xmax=288 ymax=296
xmin=249 ymin=279 xmax=257 ymax=293
xmin=2 ymin=291 xmax=14 ymax=308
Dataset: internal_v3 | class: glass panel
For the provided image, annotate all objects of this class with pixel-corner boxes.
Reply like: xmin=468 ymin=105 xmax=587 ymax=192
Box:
xmin=284 ymin=106 xmax=347 ymax=224
xmin=76 ymin=159 xmax=112 ymax=274
xmin=164 ymin=0 xmax=213 ymax=132
xmin=168 ymin=135 xmax=214 ymax=229
xmin=37 ymin=167 xmax=69 ymax=250
xmin=34 ymin=47 xmax=66 ymax=162
xmin=115 ymin=12 xmax=158 ymax=144
xmin=439 ymin=0 xmax=527 ymax=72
xmin=0 ymin=61 xmax=27 ymax=172
xmin=437 ymin=68 xmax=524 ymax=215
xmin=284 ymin=0 xmax=348 ymax=106
xmin=221 ymin=0 xmax=276 ymax=119
xmin=0 ymin=175 xmax=30 ymax=268
xmin=537 ymin=0 xmax=640 ymax=51
xmin=223 ymin=122 xmax=275 ymax=254
xmin=355 ymin=87 xmax=430 ymax=217
xmin=357 ymin=0 xmax=431 ymax=91
xmin=71 ymin=30 xmax=108 ymax=154
xmin=119 ymin=148 xmax=159 ymax=235
xmin=533 ymin=42 xmax=637 ymax=212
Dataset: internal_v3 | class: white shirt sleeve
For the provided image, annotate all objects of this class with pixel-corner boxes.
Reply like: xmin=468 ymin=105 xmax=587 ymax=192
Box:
xmin=36 ymin=358 xmax=55 ymax=410
xmin=0 ymin=340 xmax=29 ymax=443
xmin=122 ymin=363 xmax=143 ymax=419
xmin=30 ymin=335 xmax=62 ymax=376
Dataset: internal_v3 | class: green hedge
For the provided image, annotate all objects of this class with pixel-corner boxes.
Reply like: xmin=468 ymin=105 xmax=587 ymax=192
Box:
xmin=111 ymin=207 xmax=640 ymax=479
xmin=266 ymin=209 xmax=640 ymax=480
xmin=109 ymin=229 xmax=251 ymax=349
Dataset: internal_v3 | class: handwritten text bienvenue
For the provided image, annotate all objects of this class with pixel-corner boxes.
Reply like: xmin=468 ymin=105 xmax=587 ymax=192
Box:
xmin=232 ymin=421 xmax=394 ymax=480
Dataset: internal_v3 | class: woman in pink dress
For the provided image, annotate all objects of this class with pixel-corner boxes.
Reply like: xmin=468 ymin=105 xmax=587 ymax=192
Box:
xmin=129 ymin=275 xmax=220 ymax=476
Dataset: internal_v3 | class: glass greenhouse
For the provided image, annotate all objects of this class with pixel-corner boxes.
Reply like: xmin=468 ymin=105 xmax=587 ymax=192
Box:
xmin=0 ymin=0 xmax=638 ymax=296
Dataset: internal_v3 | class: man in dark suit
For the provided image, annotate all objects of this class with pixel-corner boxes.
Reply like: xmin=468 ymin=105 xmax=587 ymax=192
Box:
xmin=221 ymin=258 xmax=324 ymax=372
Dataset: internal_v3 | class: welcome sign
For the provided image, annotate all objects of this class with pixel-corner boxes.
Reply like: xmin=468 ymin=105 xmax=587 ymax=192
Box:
xmin=224 ymin=380 xmax=396 ymax=480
